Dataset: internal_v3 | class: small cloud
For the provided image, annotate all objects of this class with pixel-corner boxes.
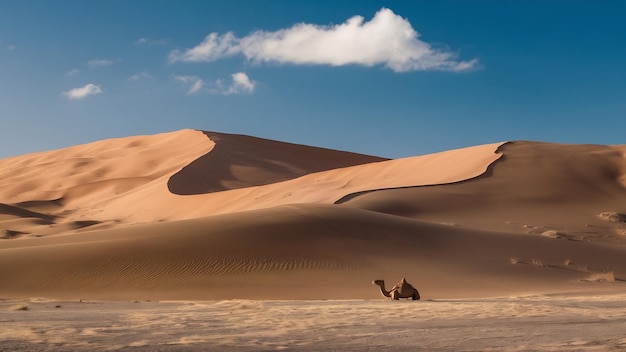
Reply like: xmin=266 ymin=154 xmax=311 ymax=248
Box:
xmin=224 ymin=72 xmax=255 ymax=95
xmin=209 ymin=72 xmax=256 ymax=95
xmin=7 ymin=44 xmax=16 ymax=51
xmin=87 ymin=59 xmax=115 ymax=68
xmin=172 ymin=75 xmax=204 ymax=94
xmin=169 ymin=8 xmax=477 ymax=72
xmin=129 ymin=72 xmax=156 ymax=81
xmin=136 ymin=37 xmax=170 ymax=46
xmin=62 ymin=83 xmax=103 ymax=100
xmin=65 ymin=68 xmax=81 ymax=76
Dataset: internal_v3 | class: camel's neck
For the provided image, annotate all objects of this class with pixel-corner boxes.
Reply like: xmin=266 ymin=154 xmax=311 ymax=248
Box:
xmin=377 ymin=282 xmax=391 ymax=298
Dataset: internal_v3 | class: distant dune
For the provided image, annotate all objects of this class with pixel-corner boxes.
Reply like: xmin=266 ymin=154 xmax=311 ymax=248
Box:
xmin=1 ymin=130 xmax=625 ymax=300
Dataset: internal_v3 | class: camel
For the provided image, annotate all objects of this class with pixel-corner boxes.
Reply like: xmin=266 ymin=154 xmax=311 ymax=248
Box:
xmin=372 ymin=278 xmax=420 ymax=300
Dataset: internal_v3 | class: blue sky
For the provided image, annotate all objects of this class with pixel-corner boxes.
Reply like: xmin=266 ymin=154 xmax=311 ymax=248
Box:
xmin=1 ymin=1 xmax=625 ymax=159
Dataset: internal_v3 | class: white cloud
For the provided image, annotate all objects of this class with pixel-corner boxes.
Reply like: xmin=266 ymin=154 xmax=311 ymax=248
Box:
xmin=172 ymin=75 xmax=204 ymax=94
xmin=63 ymin=83 xmax=103 ymax=100
xmin=129 ymin=72 xmax=156 ymax=81
xmin=225 ymin=72 xmax=255 ymax=95
xmin=210 ymin=72 xmax=256 ymax=95
xmin=169 ymin=8 xmax=477 ymax=72
xmin=87 ymin=59 xmax=115 ymax=68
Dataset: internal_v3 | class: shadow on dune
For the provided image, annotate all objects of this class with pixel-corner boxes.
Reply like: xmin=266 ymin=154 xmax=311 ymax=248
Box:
xmin=167 ymin=131 xmax=387 ymax=195
xmin=0 ymin=203 xmax=56 ymax=223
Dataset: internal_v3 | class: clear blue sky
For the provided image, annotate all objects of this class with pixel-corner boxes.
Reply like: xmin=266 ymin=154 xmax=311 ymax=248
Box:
xmin=1 ymin=1 xmax=625 ymax=159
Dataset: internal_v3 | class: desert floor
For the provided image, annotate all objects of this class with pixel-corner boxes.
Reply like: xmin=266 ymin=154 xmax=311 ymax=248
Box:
xmin=3 ymin=287 xmax=626 ymax=351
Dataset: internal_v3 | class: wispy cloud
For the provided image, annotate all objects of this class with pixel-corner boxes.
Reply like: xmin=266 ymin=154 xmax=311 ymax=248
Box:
xmin=136 ymin=38 xmax=170 ymax=46
xmin=65 ymin=68 xmax=81 ymax=76
xmin=62 ymin=83 xmax=103 ymax=100
xmin=172 ymin=72 xmax=256 ymax=95
xmin=212 ymin=72 xmax=256 ymax=95
xmin=129 ymin=72 xmax=156 ymax=81
xmin=172 ymin=75 xmax=204 ymax=94
xmin=169 ymin=8 xmax=477 ymax=72
xmin=65 ymin=59 xmax=116 ymax=76
xmin=87 ymin=59 xmax=115 ymax=68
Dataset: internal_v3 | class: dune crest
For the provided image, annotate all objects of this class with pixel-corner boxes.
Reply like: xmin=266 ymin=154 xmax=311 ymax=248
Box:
xmin=86 ymin=140 xmax=504 ymax=222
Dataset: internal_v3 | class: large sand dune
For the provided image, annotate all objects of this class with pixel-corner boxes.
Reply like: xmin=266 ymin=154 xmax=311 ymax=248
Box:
xmin=1 ymin=130 xmax=626 ymax=300
xmin=339 ymin=141 xmax=626 ymax=242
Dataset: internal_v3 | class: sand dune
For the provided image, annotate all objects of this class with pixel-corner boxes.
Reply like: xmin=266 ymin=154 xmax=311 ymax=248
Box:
xmin=1 ymin=130 xmax=626 ymax=301
xmin=2 ymin=203 xmax=626 ymax=300
xmin=0 ymin=129 xmax=390 ymax=228
xmin=82 ymin=138 xmax=503 ymax=223
xmin=340 ymin=141 xmax=626 ymax=242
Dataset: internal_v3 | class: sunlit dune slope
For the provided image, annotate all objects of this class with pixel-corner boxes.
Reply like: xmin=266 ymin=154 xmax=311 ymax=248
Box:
xmin=0 ymin=129 xmax=212 ymax=205
xmin=0 ymin=130 xmax=211 ymax=236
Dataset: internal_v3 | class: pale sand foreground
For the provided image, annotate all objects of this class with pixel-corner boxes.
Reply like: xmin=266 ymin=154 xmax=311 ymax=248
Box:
xmin=3 ymin=290 xmax=626 ymax=351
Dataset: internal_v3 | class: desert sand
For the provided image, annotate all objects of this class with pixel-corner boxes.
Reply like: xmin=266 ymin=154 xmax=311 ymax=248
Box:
xmin=1 ymin=129 xmax=626 ymax=350
xmin=3 ymin=292 xmax=626 ymax=351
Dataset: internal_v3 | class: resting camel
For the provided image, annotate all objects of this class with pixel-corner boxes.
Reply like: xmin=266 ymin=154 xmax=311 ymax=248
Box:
xmin=373 ymin=278 xmax=420 ymax=300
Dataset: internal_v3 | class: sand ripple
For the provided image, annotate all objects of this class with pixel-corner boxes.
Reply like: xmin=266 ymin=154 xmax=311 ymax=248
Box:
xmin=56 ymin=255 xmax=370 ymax=288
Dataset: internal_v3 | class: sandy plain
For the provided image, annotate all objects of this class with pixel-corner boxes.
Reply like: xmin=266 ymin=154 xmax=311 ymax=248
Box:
xmin=1 ymin=129 xmax=626 ymax=350
xmin=4 ymin=290 xmax=626 ymax=351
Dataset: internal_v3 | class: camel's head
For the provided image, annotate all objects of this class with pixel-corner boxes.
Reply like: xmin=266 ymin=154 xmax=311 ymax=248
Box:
xmin=372 ymin=279 xmax=385 ymax=286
